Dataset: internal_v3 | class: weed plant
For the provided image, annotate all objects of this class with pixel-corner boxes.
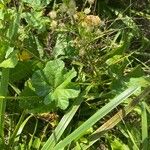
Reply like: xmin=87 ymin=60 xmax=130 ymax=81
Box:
xmin=0 ymin=0 xmax=149 ymax=149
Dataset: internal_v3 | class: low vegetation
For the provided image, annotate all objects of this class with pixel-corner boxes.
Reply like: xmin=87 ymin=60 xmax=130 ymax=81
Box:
xmin=0 ymin=0 xmax=150 ymax=149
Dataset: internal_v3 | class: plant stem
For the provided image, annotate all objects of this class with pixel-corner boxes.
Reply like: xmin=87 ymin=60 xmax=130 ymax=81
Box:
xmin=9 ymin=110 xmax=26 ymax=147
xmin=0 ymin=68 xmax=9 ymax=145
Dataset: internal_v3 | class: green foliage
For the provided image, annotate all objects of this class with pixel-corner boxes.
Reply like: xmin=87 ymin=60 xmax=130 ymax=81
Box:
xmin=32 ymin=59 xmax=80 ymax=110
xmin=0 ymin=51 xmax=18 ymax=68
xmin=108 ymin=136 xmax=130 ymax=150
xmin=22 ymin=0 xmax=52 ymax=9
xmin=0 ymin=0 xmax=149 ymax=149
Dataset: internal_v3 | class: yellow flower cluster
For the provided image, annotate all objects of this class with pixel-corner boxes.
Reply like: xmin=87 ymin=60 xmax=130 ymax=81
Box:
xmin=18 ymin=50 xmax=32 ymax=61
xmin=74 ymin=12 xmax=101 ymax=28
xmin=84 ymin=15 xmax=101 ymax=27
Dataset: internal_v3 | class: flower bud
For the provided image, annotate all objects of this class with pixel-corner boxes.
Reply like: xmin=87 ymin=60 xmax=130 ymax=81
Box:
xmin=85 ymin=15 xmax=101 ymax=26
xmin=49 ymin=11 xmax=57 ymax=19
xmin=84 ymin=8 xmax=91 ymax=15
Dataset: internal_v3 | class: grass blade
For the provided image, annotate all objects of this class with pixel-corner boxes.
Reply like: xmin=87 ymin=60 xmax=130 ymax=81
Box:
xmin=28 ymin=119 xmax=38 ymax=149
xmin=9 ymin=110 xmax=27 ymax=146
xmin=10 ymin=114 xmax=34 ymax=149
xmin=42 ymin=87 xmax=91 ymax=150
xmin=141 ymin=101 xmax=148 ymax=150
xmin=53 ymin=86 xmax=139 ymax=150
xmin=77 ymin=86 xmax=150 ymax=150
xmin=0 ymin=69 xmax=9 ymax=147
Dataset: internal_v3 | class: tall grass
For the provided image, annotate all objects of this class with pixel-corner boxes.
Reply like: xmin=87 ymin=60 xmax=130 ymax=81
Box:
xmin=0 ymin=0 xmax=149 ymax=149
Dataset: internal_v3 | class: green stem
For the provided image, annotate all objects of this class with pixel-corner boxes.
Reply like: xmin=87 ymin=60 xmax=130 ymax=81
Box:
xmin=0 ymin=68 xmax=9 ymax=145
xmin=9 ymin=110 xmax=26 ymax=147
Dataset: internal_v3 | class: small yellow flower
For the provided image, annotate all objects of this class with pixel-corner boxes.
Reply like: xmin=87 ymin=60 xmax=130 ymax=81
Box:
xmin=74 ymin=12 xmax=101 ymax=29
xmin=18 ymin=50 xmax=32 ymax=61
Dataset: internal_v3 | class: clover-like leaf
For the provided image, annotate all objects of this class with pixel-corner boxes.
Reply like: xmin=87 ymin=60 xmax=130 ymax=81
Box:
xmin=32 ymin=59 xmax=80 ymax=110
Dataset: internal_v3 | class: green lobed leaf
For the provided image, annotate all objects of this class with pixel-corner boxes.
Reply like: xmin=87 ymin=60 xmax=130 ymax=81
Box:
xmin=32 ymin=59 xmax=80 ymax=110
xmin=43 ymin=59 xmax=65 ymax=87
xmin=32 ymin=70 xmax=50 ymax=97
xmin=9 ymin=61 xmax=33 ymax=82
xmin=19 ymin=81 xmax=55 ymax=113
xmin=41 ymin=87 xmax=91 ymax=150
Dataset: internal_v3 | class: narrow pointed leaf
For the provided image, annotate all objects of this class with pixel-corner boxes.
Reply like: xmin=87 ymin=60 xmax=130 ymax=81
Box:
xmin=53 ymin=86 xmax=139 ymax=149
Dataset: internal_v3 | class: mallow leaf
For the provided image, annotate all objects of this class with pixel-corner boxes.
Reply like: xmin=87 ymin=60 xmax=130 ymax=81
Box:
xmin=32 ymin=70 xmax=50 ymax=96
xmin=43 ymin=59 xmax=65 ymax=87
xmin=19 ymin=80 xmax=55 ymax=113
xmin=32 ymin=59 xmax=80 ymax=110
